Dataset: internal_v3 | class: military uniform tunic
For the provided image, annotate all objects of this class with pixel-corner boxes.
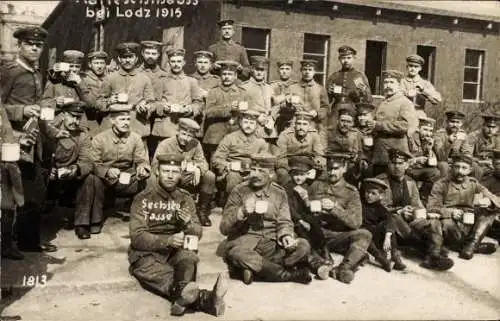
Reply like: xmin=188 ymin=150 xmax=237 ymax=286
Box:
xmin=326 ymin=68 xmax=372 ymax=104
xmin=400 ymin=76 xmax=441 ymax=115
xmin=276 ymin=128 xmax=324 ymax=168
xmin=288 ymin=80 xmax=330 ymax=130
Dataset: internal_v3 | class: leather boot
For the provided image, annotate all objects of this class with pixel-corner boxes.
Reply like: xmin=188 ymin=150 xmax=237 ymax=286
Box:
xmin=368 ymin=242 xmax=391 ymax=272
xmin=260 ymin=261 xmax=312 ymax=284
xmin=242 ymin=269 xmax=253 ymax=285
xmin=75 ymin=226 xmax=90 ymax=239
xmin=308 ymin=252 xmax=332 ymax=280
xmin=197 ymin=192 xmax=213 ymax=227
xmin=170 ymin=260 xmax=198 ymax=316
xmin=459 ymin=215 xmax=495 ymax=260
xmin=391 ymin=235 xmax=406 ymax=271
xmin=192 ymin=273 xmax=228 ymax=316
xmin=1 ymin=210 xmax=24 ymax=260
xmin=421 ymin=254 xmax=454 ymax=271
xmin=329 ymin=263 xmax=355 ymax=284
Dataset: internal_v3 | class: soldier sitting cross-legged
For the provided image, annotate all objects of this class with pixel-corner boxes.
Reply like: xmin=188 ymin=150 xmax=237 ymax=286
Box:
xmin=129 ymin=153 xmax=228 ymax=317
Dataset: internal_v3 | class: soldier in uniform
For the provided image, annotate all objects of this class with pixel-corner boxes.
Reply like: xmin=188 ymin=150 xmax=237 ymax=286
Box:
xmin=467 ymin=113 xmax=500 ymax=178
xmin=129 ymin=153 xmax=228 ymax=317
xmin=427 ymin=154 xmax=499 ymax=260
xmin=208 ymin=19 xmax=250 ymax=80
xmin=139 ymin=41 xmax=168 ymax=101
xmin=326 ymin=46 xmax=371 ymax=107
xmin=288 ymin=60 xmax=330 ymax=135
xmin=81 ymin=51 xmax=108 ymax=136
xmin=407 ymin=117 xmax=442 ymax=204
xmin=97 ymin=42 xmax=155 ymax=147
xmin=212 ymin=109 xmax=269 ymax=195
xmin=83 ymin=105 xmax=151 ymax=223
xmin=367 ymin=70 xmax=417 ymax=176
xmin=275 ymin=111 xmax=325 ymax=186
xmin=202 ymin=60 xmax=243 ymax=163
xmin=152 ymin=48 xmax=203 ymax=145
xmin=481 ymin=150 xmax=500 ymax=242
xmin=47 ymin=102 xmax=95 ymax=239
xmin=152 ymin=118 xmax=216 ymax=227
xmin=433 ymin=110 xmax=472 ymax=178
xmin=375 ymin=147 xmax=454 ymax=271
xmin=307 ymin=153 xmax=371 ymax=284
xmin=401 ymin=54 xmax=442 ymax=117
xmin=191 ymin=51 xmax=220 ymax=94
xmin=1 ymin=26 xmax=60 ymax=253
xmin=355 ymin=102 xmax=377 ymax=179
xmin=271 ymin=60 xmax=296 ymax=133
xmin=218 ymin=153 xmax=312 ymax=285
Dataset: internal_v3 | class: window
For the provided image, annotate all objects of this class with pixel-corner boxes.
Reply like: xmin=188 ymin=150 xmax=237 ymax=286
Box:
xmin=242 ymin=27 xmax=270 ymax=58
xmin=364 ymin=40 xmax=387 ymax=96
xmin=463 ymin=49 xmax=484 ymax=101
xmin=417 ymin=45 xmax=436 ymax=83
xmin=303 ymin=33 xmax=329 ymax=85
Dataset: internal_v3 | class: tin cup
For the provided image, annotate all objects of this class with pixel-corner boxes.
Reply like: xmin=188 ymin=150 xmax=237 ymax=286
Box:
xmin=363 ymin=136 xmax=374 ymax=147
xmin=40 ymin=107 xmax=55 ymax=121
xmin=428 ymin=156 xmax=437 ymax=167
xmin=463 ymin=212 xmax=475 ymax=225
xmin=414 ymin=208 xmax=427 ymax=220
xmin=290 ymin=95 xmax=301 ymax=105
xmin=183 ymin=235 xmax=199 ymax=251
xmin=310 ymin=200 xmax=322 ymax=212
xmin=238 ymin=101 xmax=248 ymax=110
xmin=119 ymin=172 xmax=131 ymax=185
xmin=57 ymin=167 xmax=68 ymax=178
xmin=117 ymin=93 xmax=129 ymax=103
xmin=185 ymin=162 xmax=196 ymax=172
xmin=230 ymin=161 xmax=241 ymax=171
xmin=255 ymin=200 xmax=268 ymax=214
xmin=1 ymin=143 xmax=21 ymax=162
xmin=473 ymin=193 xmax=483 ymax=206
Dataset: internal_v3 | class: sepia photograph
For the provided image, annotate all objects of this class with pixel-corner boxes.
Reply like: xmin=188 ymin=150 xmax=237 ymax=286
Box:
xmin=0 ymin=0 xmax=499 ymax=320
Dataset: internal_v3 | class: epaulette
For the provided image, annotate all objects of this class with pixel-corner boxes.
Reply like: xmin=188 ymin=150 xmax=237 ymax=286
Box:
xmin=466 ymin=176 xmax=478 ymax=183
xmin=271 ymin=181 xmax=285 ymax=191
xmin=176 ymin=186 xmax=193 ymax=197
xmin=237 ymin=84 xmax=248 ymax=90
xmin=344 ymin=182 xmax=358 ymax=191
xmin=3 ymin=61 xmax=18 ymax=70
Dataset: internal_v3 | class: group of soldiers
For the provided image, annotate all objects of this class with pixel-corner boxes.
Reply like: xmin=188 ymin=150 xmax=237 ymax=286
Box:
xmin=1 ymin=18 xmax=500 ymax=317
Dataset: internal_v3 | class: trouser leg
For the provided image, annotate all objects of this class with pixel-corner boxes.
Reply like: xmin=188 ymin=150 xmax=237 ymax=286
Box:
xmin=225 ymin=171 xmax=243 ymax=194
xmin=74 ymin=175 xmax=100 ymax=226
xmin=325 ymin=229 xmax=372 ymax=268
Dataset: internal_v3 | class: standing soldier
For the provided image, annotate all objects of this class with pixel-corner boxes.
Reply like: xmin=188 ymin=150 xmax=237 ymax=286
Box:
xmin=97 ymin=42 xmax=155 ymax=147
xmin=355 ymin=102 xmax=377 ymax=179
xmin=212 ymin=109 xmax=269 ymax=196
xmin=433 ymin=110 xmax=472 ymax=178
xmin=407 ymin=117 xmax=441 ymax=204
xmin=202 ymin=61 xmax=243 ymax=163
xmin=152 ymin=48 xmax=203 ymax=146
xmin=467 ymin=113 xmax=500 ymax=178
xmin=0 ymin=26 xmax=59 ymax=253
xmin=288 ymin=60 xmax=330 ymax=134
xmin=308 ymin=153 xmax=372 ymax=284
xmin=129 ymin=153 xmax=228 ymax=317
xmin=81 ymin=51 xmax=108 ymax=136
xmin=218 ymin=154 xmax=312 ymax=285
xmin=326 ymin=46 xmax=371 ymax=107
xmin=208 ymin=19 xmax=250 ymax=80
xmin=367 ymin=70 xmax=417 ymax=176
xmin=139 ymin=41 xmax=168 ymax=101
xmin=152 ymin=119 xmax=216 ymax=227
xmin=275 ymin=111 xmax=325 ymax=186
xmin=271 ymin=60 xmax=296 ymax=133
xmin=427 ymin=154 xmax=499 ymax=260
xmin=401 ymin=54 xmax=442 ymax=117
xmin=191 ymin=51 xmax=220 ymax=95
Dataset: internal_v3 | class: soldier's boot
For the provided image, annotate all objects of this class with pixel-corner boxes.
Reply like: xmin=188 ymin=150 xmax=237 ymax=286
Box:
xmin=242 ymin=269 xmax=253 ymax=285
xmin=459 ymin=218 xmax=495 ymax=260
xmin=1 ymin=210 xmax=24 ymax=260
xmin=391 ymin=235 xmax=406 ymax=271
xmin=192 ymin=273 xmax=229 ymax=316
xmin=260 ymin=261 xmax=312 ymax=284
xmin=320 ymin=246 xmax=332 ymax=263
xmin=367 ymin=242 xmax=391 ymax=272
xmin=170 ymin=259 xmax=198 ymax=316
xmin=420 ymin=254 xmax=454 ymax=271
xmin=329 ymin=263 xmax=355 ymax=284
xmin=308 ymin=252 xmax=333 ymax=280
xmin=197 ymin=192 xmax=213 ymax=227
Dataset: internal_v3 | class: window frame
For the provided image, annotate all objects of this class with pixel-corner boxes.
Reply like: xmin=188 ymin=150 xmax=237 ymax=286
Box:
xmin=302 ymin=33 xmax=330 ymax=86
xmin=241 ymin=26 xmax=271 ymax=59
xmin=462 ymin=49 xmax=485 ymax=103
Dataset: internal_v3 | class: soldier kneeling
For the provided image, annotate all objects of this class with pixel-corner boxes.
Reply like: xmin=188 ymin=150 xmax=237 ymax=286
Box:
xmin=129 ymin=153 xmax=228 ymax=317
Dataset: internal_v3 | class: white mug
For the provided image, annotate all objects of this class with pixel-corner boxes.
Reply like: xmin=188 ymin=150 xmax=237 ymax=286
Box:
xmin=333 ymin=85 xmax=342 ymax=94
xmin=407 ymin=88 xmax=417 ymax=97
xmin=238 ymin=101 xmax=248 ymax=110
xmin=463 ymin=212 xmax=475 ymax=225
xmin=1 ymin=143 xmax=20 ymax=162
xmin=119 ymin=172 xmax=132 ymax=185
xmin=363 ymin=136 xmax=374 ymax=147
xmin=255 ymin=200 xmax=269 ymax=214
xmin=183 ymin=235 xmax=199 ymax=251
xmin=473 ymin=193 xmax=483 ymax=206
xmin=63 ymin=97 xmax=76 ymax=104
xmin=185 ymin=162 xmax=196 ymax=172
xmin=414 ymin=208 xmax=427 ymax=220
xmin=310 ymin=200 xmax=322 ymax=212
xmin=230 ymin=161 xmax=241 ymax=171
xmin=117 ymin=93 xmax=129 ymax=103
xmin=290 ymin=95 xmax=301 ymax=105
xmin=40 ymin=107 xmax=55 ymax=121
xmin=57 ymin=167 xmax=69 ymax=179
xmin=428 ymin=156 xmax=437 ymax=167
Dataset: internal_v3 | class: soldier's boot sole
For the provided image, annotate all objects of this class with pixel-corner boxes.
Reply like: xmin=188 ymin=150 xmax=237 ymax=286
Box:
xmin=242 ymin=269 xmax=253 ymax=285
xmin=211 ymin=273 xmax=229 ymax=316
xmin=316 ymin=265 xmax=332 ymax=280
xmin=170 ymin=282 xmax=199 ymax=316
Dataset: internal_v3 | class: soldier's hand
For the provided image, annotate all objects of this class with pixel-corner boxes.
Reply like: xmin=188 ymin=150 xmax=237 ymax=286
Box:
xmin=365 ymin=119 xmax=376 ymax=130
xmin=24 ymin=105 xmax=41 ymax=118
xmin=451 ymin=209 xmax=463 ymax=221
xmin=383 ymin=233 xmax=392 ymax=252
xmin=309 ymin=110 xmax=318 ymax=119
xmin=106 ymin=167 xmax=121 ymax=180
xmin=136 ymin=101 xmax=148 ymax=114
xmin=55 ymin=96 xmax=66 ymax=106
xmin=402 ymin=205 xmax=414 ymax=217
xmin=109 ymin=94 xmax=119 ymax=105
xmin=244 ymin=197 xmax=256 ymax=214
xmin=299 ymin=220 xmax=311 ymax=232
xmin=359 ymin=159 xmax=369 ymax=171
xmin=19 ymin=134 xmax=34 ymax=148
xmin=183 ymin=170 xmax=196 ymax=184
xmin=56 ymin=129 xmax=71 ymax=139
xmin=168 ymin=232 xmax=185 ymax=248
xmin=296 ymin=188 xmax=309 ymax=202
xmin=257 ymin=114 xmax=267 ymax=126
xmin=49 ymin=167 xmax=57 ymax=181
xmin=177 ymin=208 xmax=191 ymax=225
xmin=327 ymin=84 xmax=336 ymax=94
xmin=137 ymin=166 xmax=151 ymax=180
xmin=414 ymin=156 xmax=428 ymax=165
xmin=321 ymin=198 xmax=335 ymax=211
xmin=67 ymin=73 xmax=81 ymax=84
xmin=281 ymin=235 xmax=297 ymax=249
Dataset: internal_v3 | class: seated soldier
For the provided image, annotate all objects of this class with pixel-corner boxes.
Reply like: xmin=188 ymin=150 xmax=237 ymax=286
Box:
xmin=355 ymin=102 xmax=376 ymax=179
xmin=376 ymin=147 xmax=454 ymax=271
xmin=433 ymin=110 xmax=472 ymax=178
xmin=152 ymin=118 xmax=216 ymax=227
xmin=308 ymin=153 xmax=372 ymax=284
xmin=481 ymin=150 xmax=500 ymax=243
xmin=275 ymin=111 xmax=325 ymax=186
xmin=47 ymin=102 xmax=95 ymax=239
xmin=84 ymin=105 xmax=151 ymax=224
xmin=427 ymin=154 xmax=499 ymax=260
xmin=468 ymin=113 xmax=500 ymax=179
xmin=212 ymin=108 xmax=269 ymax=197
xmin=408 ymin=117 xmax=441 ymax=204
xmin=129 ymin=153 xmax=228 ymax=317
xmin=361 ymin=178 xmax=395 ymax=272
xmin=218 ymin=154 xmax=312 ymax=285
xmin=283 ymin=155 xmax=332 ymax=280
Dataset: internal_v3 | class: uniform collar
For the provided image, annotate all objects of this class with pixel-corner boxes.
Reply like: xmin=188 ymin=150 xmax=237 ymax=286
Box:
xmin=404 ymin=75 xmax=422 ymax=83
xmin=140 ymin=63 xmax=162 ymax=73
xmin=220 ymin=83 xmax=238 ymax=92
xmin=328 ymin=179 xmax=345 ymax=194
xmin=118 ymin=67 xmax=137 ymax=76
xmin=110 ymin=128 xmax=130 ymax=143
xmin=220 ymin=39 xmax=235 ymax=45
xmin=341 ymin=66 xmax=354 ymax=72
xmin=250 ymin=77 xmax=266 ymax=86
xmin=193 ymin=71 xmax=212 ymax=80
xmin=449 ymin=177 xmax=470 ymax=190
xmin=16 ymin=57 xmax=37 ymax=73
xmin=168 ymin=72 xmax=186 ymax=80
xmin=254 ymin=183 xmax=271 ymax=198
xmin=237 ymin=129 xmax=256 ymax=141
xmin=294 ymin=132 xmax=310 ymax=142
xmin=152 ymin=179 xmax=180 ymax=199
xmin=384 ymin=91 xmax=404 ymax=103
xmin=299 ymin=79 xmax=316 ymax=87
xmin=85 ymin=70 xmax=103 ymax=81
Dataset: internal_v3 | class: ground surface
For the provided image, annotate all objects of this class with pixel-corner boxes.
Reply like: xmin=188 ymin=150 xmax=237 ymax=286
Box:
xmin=1 ymin=210 xmax=499 ymax=321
